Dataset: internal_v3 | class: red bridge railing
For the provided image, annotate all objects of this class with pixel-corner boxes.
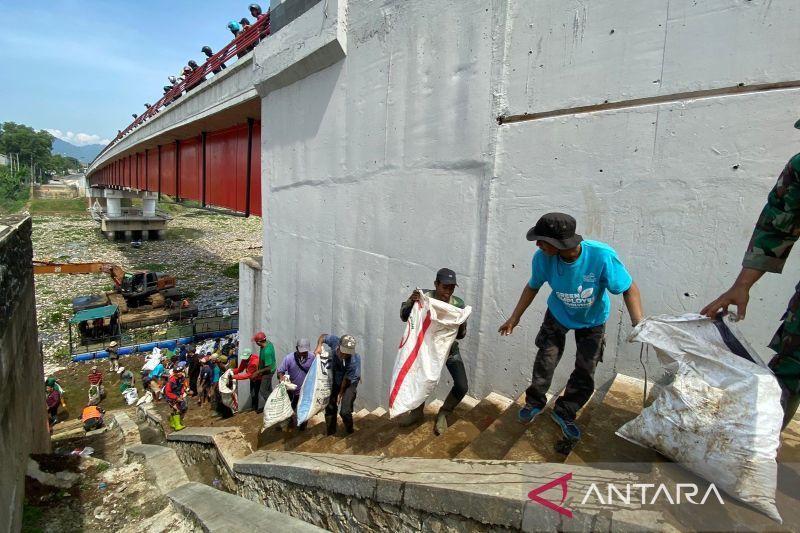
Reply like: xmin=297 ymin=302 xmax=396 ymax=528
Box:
xmin=95 ymin=13 xmax=270 ymax=161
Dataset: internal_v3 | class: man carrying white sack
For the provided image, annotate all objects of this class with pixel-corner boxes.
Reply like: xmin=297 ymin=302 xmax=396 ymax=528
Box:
xmin=399 ymin=268 xmax=469 ymax=435
xmin=499 ymin=213 xmax=644 ymax=442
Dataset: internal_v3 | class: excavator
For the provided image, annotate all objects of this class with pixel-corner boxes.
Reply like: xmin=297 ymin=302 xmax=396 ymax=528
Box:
xmin=33 ymin=261 xmax=186 ymax=315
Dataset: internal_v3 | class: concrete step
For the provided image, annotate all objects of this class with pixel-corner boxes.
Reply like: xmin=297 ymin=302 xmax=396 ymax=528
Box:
xmin=370 ymin=396 xmax=479 ymax=458
xmin=502 ymin=391 xmax=568 ymax=462
xmin=167 ymin=481 xmax=325 ymax=532
xmin=565 ymin=374 xmax=661 ymax=465
xmin=327 ymin=408 xmax=394 ymax=455
xmin=126 ymin=444 xmax=189 ymax=494
xmin=292 ymin=409 xmax=373 ymax=453
xmin=332 ymin=400 xmax=450 ymax=455
xmin=455 ymin=394 xmax=527 ymax=460
xmin=411 ymin=393 xmax=513 ymax=459
xmin=261 ymin=413 xmax=326 ymax=452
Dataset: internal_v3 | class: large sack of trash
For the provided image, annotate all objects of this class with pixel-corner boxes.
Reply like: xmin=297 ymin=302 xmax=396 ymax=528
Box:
xmin=388 ymin=291 xmax=472 ymax=418
xmin=217 ymin=368 xmax=239 ymax=413
xmin=622 ymin=314 xmax=783 ymax=522
xmin=142 ymin=347 xmax=162 ymax=372
xmin=261 ymin=382 xmax=293 ymax=430
xmin=296 ymin=345 xmax=332 ymax=425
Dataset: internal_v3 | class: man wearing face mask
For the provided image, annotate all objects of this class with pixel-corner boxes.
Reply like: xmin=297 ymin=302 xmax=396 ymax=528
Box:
xmin=399 ymin=268 xmax=469 ymax=435
xmin=499 ymin=213 xmax=643 ymax=443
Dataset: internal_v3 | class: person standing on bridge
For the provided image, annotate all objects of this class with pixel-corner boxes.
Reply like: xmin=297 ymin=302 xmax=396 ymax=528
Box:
xmin=498 ymin=213 xmax=643 ymax=443
xmin=201 ymin=46 xmax=226 ymax=73
xmin=399 ymin=268 xmax=469 ymax=435
xmin=702 ymin=123 xmax=800 ymax=429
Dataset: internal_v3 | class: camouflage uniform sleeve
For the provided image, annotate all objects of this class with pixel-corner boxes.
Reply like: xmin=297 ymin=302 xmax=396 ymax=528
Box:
xmin=742 ymin=154 xmax=800 ymax=273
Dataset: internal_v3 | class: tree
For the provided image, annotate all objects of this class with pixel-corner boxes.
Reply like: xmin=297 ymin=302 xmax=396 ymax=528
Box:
xmin=0 ymin=122 xmax=54 ymax=172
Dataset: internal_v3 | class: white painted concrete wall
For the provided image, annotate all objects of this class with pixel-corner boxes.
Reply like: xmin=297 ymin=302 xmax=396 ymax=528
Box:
xmin=238 ymin=256 xmax=264 ymax=409
xmin=257 ymin=0 xmax=800 ymax=408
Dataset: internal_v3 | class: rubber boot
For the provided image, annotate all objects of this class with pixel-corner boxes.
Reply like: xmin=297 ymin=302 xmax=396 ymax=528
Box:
xmin=342 ymin=414 xmax=354 ymax=434
xmin=434 ymin=392 xmax=460 ymax=436
xmin=400 ymin=404 xmax=424 ymax=427
xmin=168 ymin=414 xmax=178 ymax=430
xmin=174 ymin=415 xmax=186 ymax=431
xmin=325 ymin=414 xmax=337 ymax=436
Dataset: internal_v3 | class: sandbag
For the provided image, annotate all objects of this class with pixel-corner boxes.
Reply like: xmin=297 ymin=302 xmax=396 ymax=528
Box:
xmin=122 ymin=387 xmax=139 ymax=405
xmin=87 ymin=384 xmax=102 ymax=406
xmin=388 ymin=291 xmax=472 ymax=418
xmin=142 ymin=347 xmax=161 ymax=372
xmin=217 ymin=369 xmax=239 ymax=413
xmin=296 ymin=346 xmax=332 ymax=425
xmin=261 ymin=382 xmax=293 ymax=430
xmin=622 ymin=314 xmax=783 ymax=523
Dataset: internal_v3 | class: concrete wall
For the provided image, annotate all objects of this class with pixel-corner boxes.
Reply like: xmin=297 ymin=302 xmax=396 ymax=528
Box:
xmin=262 ymin=0 xmax=798 ymax=408
xmin=0 ymin=216 xmax=50 ymax=532
xmin=238 ymin=257 xmax=265 ymax=408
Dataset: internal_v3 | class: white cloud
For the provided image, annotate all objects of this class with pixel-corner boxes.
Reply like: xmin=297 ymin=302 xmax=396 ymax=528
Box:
xmin=46 ymin=129 xmax=110 ymax=147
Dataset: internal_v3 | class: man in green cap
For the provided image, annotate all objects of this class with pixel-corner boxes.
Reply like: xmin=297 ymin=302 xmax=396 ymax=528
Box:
xmin=702 ymin=119 xmax=800 ymax=429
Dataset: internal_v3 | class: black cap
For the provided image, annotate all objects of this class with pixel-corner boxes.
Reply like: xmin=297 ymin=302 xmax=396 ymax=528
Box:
xmin=435 ymin=268 xmax=458 ymax=286
xmin=526 ymin=213 xmax=583 ymax=250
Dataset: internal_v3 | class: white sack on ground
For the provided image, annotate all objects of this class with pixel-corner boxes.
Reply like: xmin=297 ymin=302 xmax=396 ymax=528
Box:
xmin=622 ymin=313 xmax=783 ymax=522
xmin=388 ymin=291 xmax=472 ymax=418
xmin=261 ymin=382 xmax=293 ymax=430
xmin=296 ymin=346 xmax=331 ymax=425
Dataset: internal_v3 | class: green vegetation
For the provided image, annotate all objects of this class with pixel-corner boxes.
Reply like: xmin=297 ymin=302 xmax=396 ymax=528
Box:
xmin=21 ymin=503 xmax=44 ymax=533
xmin=48 ymin=311 xmax=64 ymax=324
xmin=95 ymin=462 xmax=111 ymax=474
xmin=29 ymin=198 xmax=88 ymax=215
xmin=222 ymin=262 xmax=239 ymax=279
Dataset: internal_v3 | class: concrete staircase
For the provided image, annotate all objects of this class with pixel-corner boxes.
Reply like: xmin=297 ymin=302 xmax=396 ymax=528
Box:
xmin=255 ymin=373 xmax=661 ymax=464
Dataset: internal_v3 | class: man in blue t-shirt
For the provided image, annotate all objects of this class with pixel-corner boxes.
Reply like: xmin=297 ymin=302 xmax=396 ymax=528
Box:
xmin=499 ymin=213 xmax=643 ymax=442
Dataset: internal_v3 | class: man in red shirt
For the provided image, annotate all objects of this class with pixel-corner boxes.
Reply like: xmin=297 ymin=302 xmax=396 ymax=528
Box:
xmin=87 ymin=366 xmax=105 ymax=404
xmin=165 ymin=362 xmax=189 ymax=431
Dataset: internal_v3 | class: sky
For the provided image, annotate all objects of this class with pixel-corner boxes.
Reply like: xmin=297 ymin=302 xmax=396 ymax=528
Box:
xmin=0 ymin=1 xmax=255 ymax=146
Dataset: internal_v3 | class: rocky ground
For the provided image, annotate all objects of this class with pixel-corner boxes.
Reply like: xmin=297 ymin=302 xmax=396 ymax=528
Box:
xmin=31 ymin=201 xmax=262 ymax=374
xmin=25 ymin=415 xmax=198 ymax=533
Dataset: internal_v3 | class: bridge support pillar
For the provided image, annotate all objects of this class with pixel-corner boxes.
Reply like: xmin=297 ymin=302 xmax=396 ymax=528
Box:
xmin=142 ymin=192 xmax=158 ymax=217
xmin=103 ymin=189 xmax=125 ymax=218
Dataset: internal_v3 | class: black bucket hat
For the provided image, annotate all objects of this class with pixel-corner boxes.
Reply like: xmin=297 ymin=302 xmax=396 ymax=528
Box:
xmin=526 ymin=213 xmax=583 ymax=250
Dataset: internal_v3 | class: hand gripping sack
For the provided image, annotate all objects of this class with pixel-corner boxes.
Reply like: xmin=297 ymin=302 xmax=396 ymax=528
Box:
xmin=296 ymin=346 xmax=332 ymax=425
xmin=261 ymin=381 xmax=294 ymax=430
xmin=622 ymin=314 xmax=783 ymax=522
xmin=388 ymin=291 xmax=472 ymax=418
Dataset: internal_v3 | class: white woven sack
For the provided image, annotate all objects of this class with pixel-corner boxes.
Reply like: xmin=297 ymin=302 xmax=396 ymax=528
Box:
xmin=261 ymin=382 xmax=294 ymax=430
xmin=296 ymin=346 xmax=332 ymax=425
xmin=622 ymin=314 xmax=783 ymax=523
xmin=388 ymin=291 xmax=471 ymax=418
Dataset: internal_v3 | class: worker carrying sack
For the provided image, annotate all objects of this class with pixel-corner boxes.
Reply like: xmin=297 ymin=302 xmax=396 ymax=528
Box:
xmin=261 ymin=381 xmax=293 ymax=431
xmin=388 ymin=290 xmax=472 ymax=418
xmin=622 ymin=314 xmax=783 ymax=523
xmin=296 ymin=345 xmax=332 ymax=425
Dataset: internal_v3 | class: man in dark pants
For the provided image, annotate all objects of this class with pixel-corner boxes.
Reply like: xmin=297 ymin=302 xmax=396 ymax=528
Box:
xmin=499 ymin=213 xmax=643 ymax=442
xmin=400 ymin=268 xmax=469 ymax=435
xmin=702 ymin=126 xmax=800 ymax=429
xmin=315 ymin=334 xmax=361 ymax=435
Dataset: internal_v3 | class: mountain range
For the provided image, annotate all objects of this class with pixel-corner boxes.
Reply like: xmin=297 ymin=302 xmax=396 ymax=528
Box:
xmin=51 ymin=138 xmax=106 ymax=164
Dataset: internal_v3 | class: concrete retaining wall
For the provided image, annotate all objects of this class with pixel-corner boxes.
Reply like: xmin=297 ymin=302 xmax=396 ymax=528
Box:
xmin=0 ymin=215 xmax=49 ymax=532
xmin=255 ymin=0 xmax=800 ymax=408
